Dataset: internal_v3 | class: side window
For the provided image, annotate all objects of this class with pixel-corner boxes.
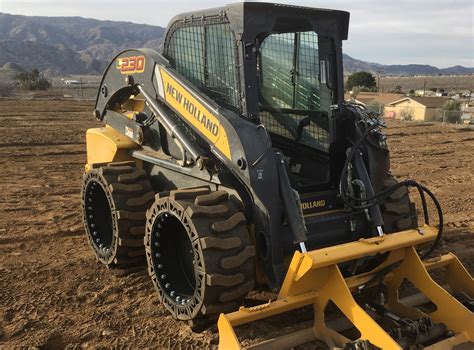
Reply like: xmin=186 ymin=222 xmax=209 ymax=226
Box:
xmin=260 ymin=31 xmax=322 ymax=111
xmin=258 ymin=31 xmax=330 ymax=151
xmin=166 ymin=23 xmax=240 ymax=113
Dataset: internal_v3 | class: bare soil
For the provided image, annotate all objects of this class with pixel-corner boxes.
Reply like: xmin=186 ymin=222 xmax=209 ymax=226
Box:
xmin=0 ymin=99 xmax=472 ymax=349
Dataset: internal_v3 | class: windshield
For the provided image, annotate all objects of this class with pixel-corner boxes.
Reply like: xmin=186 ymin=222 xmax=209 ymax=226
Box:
xmin=258 ymin=31 xmax=331 ymax=151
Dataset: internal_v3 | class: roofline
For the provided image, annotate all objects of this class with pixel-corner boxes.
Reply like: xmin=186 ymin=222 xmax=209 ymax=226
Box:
xmin=164 ymin=2 xmax=350 ymax=39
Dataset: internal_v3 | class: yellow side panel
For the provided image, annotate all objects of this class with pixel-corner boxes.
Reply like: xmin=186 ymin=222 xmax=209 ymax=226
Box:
xmin=159 ymin=68 xmax=232 ymax=160
xmin=85 ymin=126 xmax=138 ymax=170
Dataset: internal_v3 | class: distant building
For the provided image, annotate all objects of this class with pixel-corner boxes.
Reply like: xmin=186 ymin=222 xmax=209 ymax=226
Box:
xmin=345 ymin=92 xmax=405 ymax=113
xmin=384 ymin=96 xmax=448 ymax=121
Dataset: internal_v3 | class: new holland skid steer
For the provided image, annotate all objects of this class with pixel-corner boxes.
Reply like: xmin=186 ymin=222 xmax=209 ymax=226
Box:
xmin=81 ymin=2 xmax=473 ymax=348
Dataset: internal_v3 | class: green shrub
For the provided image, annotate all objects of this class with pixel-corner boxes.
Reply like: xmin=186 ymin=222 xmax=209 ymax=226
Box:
xmin=16 ymin=68 xmax=51 ymax=91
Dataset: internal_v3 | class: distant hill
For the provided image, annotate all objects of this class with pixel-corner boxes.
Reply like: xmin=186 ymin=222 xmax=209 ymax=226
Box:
xmin=343 ymin=54 xmax=474 ymax=76
xmin=0 ymin=12 xmax=165 ymax=75
xmin=0 ymin=12 xmax=472 ymax=77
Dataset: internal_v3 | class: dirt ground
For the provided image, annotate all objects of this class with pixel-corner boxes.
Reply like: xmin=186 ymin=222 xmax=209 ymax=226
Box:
xmin=0 ymin=99 xmax=472 ymax=349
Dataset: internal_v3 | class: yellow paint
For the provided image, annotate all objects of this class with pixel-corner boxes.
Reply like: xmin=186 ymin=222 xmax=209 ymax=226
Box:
xmin=85 ymin=126 xmax=138 ymax=170
xmin=217 ymin=226 xmax=474 ymax=349
xmin=159 ymin=68 xmax=232 ymax=160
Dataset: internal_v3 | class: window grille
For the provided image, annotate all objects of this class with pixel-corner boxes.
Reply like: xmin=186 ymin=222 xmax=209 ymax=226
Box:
xmin=259 ymin=31 xmax=330 ymax=151
xmin=165 ymin=20 xmax=240 ymax=113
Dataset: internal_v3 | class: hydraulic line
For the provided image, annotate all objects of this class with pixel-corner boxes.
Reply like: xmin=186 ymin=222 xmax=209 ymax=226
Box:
xmin=340 ymin=104 xmax=444 ymax=259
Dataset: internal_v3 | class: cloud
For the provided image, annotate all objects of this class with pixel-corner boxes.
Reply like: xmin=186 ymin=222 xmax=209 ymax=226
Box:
xmin=1 ymin=0 xmax=473 ymax=67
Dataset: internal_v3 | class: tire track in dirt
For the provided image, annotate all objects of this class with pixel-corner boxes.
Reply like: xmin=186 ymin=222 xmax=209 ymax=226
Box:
xmin=0 ymin=100 xmax=472 ymax=348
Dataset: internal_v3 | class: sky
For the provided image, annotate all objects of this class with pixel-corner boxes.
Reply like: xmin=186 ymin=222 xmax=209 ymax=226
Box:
xmin=1 ymin=0 xmax=473 ymax=68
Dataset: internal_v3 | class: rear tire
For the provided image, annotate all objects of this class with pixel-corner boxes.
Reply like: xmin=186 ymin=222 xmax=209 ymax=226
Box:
xmin=379 ymin=175 xmax=418 ymax=233
xmin=81 ymin=161 xmax=154 ymax=267
xmin=145 ymin=187 xmax=256 ymax=321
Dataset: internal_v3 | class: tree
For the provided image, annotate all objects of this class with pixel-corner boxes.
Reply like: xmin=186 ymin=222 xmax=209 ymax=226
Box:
xmin=346 ymin=71 xmax=376 ymax=90
xmin=409 ymin=89 xmax=416 ymax=96
xmin=16 ymin=68 xmax=51 ymax=91
xmin=440 ymin=100 xmax=462 ymax=123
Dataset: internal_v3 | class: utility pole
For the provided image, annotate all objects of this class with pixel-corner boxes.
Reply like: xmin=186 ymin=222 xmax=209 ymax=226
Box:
xmin=376 ymin=69 xmax=383 ymax=92
xmin=423 ymin=79 xmax=427 ymax=97
xmin=80 ymin=77 xmax=84 ymax=100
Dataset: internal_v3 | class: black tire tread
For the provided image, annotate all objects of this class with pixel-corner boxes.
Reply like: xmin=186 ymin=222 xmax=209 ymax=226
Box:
xmin=144 ymin=187 xmax=255 ymax=322
xmin=82 ymin=161 xmax=153 ymax=268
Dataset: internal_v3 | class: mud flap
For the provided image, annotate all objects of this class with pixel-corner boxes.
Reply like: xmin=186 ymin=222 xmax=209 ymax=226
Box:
xmin=217 ymin=225 xmax=474 ymax=349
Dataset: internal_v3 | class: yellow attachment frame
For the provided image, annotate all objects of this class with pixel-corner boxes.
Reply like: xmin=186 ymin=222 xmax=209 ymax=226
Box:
xmin=218 ymin=225 xmax=474 ymax=349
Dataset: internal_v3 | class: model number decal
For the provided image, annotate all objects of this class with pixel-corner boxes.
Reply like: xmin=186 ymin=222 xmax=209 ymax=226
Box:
xmin=116 ymin=55 xmax=145 ymax=74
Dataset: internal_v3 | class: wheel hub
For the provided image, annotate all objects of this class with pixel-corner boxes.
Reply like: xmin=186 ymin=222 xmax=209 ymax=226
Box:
xmin=151 ymin=212 xmax=197 ymax=306
xmin=84 ymin=179 xmax=113 ymax=253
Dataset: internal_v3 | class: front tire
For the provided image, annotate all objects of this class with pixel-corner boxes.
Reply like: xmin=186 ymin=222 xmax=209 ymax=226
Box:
xmin=145 ymin=187 xmax=256 ymax=321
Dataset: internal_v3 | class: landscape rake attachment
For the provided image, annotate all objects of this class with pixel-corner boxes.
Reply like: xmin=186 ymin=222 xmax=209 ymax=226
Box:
xmin=218 ymin=225 xmax=474 ymax=349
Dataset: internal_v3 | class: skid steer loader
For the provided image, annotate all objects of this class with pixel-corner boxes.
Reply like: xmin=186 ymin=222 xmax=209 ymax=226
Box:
xmin=81 ymin=2 xmax=473 ymax=348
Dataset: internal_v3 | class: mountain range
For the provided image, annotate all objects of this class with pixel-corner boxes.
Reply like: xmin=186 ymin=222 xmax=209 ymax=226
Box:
xmin=0 ymin=12 xmax=472 ymax=77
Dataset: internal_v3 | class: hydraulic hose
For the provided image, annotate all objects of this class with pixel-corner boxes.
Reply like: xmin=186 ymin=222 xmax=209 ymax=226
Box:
xmin=340 ymin=104 xmax=444 ymax=260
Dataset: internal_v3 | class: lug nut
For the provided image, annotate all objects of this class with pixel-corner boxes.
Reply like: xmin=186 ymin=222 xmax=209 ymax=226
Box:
xmin=90 ymin=223 xmax=95 ymax=228
xmin=160 ymin=274 xmax=166 ymax=280
xmin=89 ymin=215 xmax=93 ymax=219
xmin=93 ymin=231 xmax=97 ymax=236
xmin=165 ymin=283 xmax=171 ymax=289
xmin=88 ymin=206 xmax=92 ymax=210
xmin=170 ymin=291 xmax=175 ymax=297
xmin=157 ymin=264 xmax=163 ymax=269
xmin=155 ymin=253 xmax=161 ymax=258
xmin=95 ymin=238 xmax=100 ymax=243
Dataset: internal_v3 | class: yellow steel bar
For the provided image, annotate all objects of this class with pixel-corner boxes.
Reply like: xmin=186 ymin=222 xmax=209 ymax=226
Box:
xmin=217 ymin=315 xmax=241 ymax=350
xmin=224 ymin=291 xmax=318 ymax=326
xmin=386 ymin=246 xmax=474 ymax=340
xmin=312 ymin=264 xmax=402 ymax=349
xmin=296 ymin=226 xmax=437 ymax=280
xmin=444 ymin=253 xmax=474 ymax=298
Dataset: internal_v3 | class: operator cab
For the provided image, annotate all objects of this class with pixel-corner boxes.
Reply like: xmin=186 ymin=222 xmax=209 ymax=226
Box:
xmin=162 ymin=3 xmax=347 ymax=195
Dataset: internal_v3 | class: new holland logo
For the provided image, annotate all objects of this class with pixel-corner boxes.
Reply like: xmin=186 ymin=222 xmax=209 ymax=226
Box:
xmin=158 ymin=68 xmax=232 ymax=160
xmin=116 ymin=55 xmax=145 ymax=74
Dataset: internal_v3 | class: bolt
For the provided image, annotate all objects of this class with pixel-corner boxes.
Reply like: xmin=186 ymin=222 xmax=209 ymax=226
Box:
xmin=160 ymin=274 xmax=166 ymax=280
xmin=170 ymin=291 xmax=175 ymax=297
xmin=165 ymin=283 xmax=171 ymax=289
xmin=157 ymin=264 xmax=163 ymax=269
xmin=95 ymin=238 xmax=100 ymax=243
xmin=93 ymin=231 xmax=97 ymax=236
xmin=90 ymin=223 xmax=95 ymax=228
xmin=176 ymin=296 xmax=181 ymax=302
xmin=154 ymin=242 xmax=159 ymax=247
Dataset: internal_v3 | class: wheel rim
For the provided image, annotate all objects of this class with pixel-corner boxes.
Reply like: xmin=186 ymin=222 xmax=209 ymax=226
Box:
xmin=84 ymin=179 xmax=113 ymax=252
xmin=151 ymin=212 xmax=196 ymax=306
